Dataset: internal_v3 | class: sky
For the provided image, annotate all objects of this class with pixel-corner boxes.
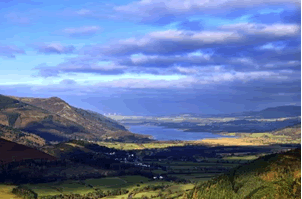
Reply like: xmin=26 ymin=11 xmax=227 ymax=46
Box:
xmin=0 ymin=0 xmax=301 ymax=116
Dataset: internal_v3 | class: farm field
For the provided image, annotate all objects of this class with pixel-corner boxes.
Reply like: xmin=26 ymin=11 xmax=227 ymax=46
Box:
xmin=97 ymin=141 xmax=187 ymax=150
xmin=23 ymin=180 xmax=95 ymax=196
xmin=15 ymin=175 xmax=187 ymax=198
xmin=103 ymin=183 xmax=195 ymax=199
xmin=222 ymin=155 xmax=259 ymax=160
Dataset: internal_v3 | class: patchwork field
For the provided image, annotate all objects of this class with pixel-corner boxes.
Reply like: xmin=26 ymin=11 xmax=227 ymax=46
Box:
xmin=17 ymin=175 xmax=187 ymax=197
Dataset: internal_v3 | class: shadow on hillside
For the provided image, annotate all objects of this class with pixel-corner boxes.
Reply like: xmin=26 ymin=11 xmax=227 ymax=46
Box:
xmin=0 ymin=139 xmax=300 ymax=185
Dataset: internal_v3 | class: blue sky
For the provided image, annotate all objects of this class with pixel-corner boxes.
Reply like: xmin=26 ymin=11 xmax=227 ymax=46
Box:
xmin=0 ymin=0 xmax=301 ymax=116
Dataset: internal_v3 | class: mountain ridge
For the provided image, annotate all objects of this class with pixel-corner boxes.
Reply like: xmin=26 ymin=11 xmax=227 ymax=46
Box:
xmin=0 ymin=94 xmax=150 ymax=142
xmin=175 ymin=105 xmax=301 ymax=119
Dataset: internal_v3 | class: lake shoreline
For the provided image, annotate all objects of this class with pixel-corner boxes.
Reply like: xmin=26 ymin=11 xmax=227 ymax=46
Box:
xmin=126 ymin=124 xmax=237 ymax=141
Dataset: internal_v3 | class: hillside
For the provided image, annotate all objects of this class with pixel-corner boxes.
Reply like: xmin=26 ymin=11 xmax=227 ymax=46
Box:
xmin=0 ymin=94 xmax=149 ymax=142
xmin=218 ymin=105 xmax=301 ymax=119
xmin=184 ymin=148 xmax=301 ymax=199
xmin=11 ymin=96 xmax=127 ymax=132
xmin=0 ymin=124 xmax=46 ymax=148
xmin=256 ymin=106 xmax=301 ymax=118
xmin=184 ymin=105 xmax=301 ymax=119
xmin=0 ymin=138 xmax=57 ymax=164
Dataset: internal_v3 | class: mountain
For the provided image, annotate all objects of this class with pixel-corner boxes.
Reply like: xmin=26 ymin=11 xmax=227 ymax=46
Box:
xmin=0 ymin=138 xmax=57 ymax=164
xmin=0 ymin=124 xmax=46 ymax=148
xmin=222 ymin=105 xmax=301 ymax=119
xmin=184 ymin=148 xmax=301 ymax=199
xmin=254 ymin=105 xmax=301 ymax=118
xmin=0 ymin=94 xmax=149 ymax=142
xmin=180 ymin=105 xmax=301 ymax=119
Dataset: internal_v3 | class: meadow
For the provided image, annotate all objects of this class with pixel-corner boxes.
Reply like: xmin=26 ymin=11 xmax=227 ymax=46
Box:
xmin=10 ymin=175 xmax=195 ymax=199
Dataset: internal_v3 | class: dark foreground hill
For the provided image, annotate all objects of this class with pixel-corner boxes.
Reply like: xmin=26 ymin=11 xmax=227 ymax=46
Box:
xmin=184 ymin=148 xmax=301 ymax=199
xmin=0 ymin=138 xmax=56 ymax=164
xmin=0 ymin=94 xmax=150 ymax=142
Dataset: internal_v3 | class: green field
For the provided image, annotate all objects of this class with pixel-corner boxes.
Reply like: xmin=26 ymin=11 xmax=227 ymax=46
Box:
xmin=85 ymin=177 xmax=126 ymax=188
xmin=97 ymin=141 xmax=187 ymax=150
xmin=102 ymin=183 xmax=195 ymax=199
xmin=222 ymin=155 xmax=259 ymax=160
xmin=24 ymin=180 xmax=95 ymax=196
xmin=16 ymin=175 xmax=188 ymax=198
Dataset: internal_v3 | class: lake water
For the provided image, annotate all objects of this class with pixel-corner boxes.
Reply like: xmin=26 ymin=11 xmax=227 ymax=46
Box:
xmin=127 ymin=125 xmax=234 ymax=141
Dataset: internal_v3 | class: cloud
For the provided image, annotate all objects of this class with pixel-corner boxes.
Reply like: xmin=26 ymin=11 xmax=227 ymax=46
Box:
xmin=34 ymin=61 xmax=127 ymax=77
xmin=34 ymin=64 xmax=60 ymax=77
xmin=0 ymin=45 xmax=25 ymax=58
xmin=62 ymin=26 xmax=101 ymax=37
xmin=37 ymin=21 xmax=299 ymax=85
xmin=80 ymin=23 xmax=299 ymax=58
xmin=220 ymin=23 xmax=300 ymax=37
xmin=60 ymin=79 xmax=77 ymax=85
xmin=177 ymin=20 xmax=203 ymax=31
xmin=249 ymin=8 xmax=301 ymax=24
xmin=76 ymin=25 xmax=300 ymax=78
xmin=112 ymin=0 xmax=299 ymax=24
xmin=81 ymin=30 xmax=243 ymax=57
xmin=76 ymin=9 xmax=93 ymax=16
xmin=35 ymin=43 xmax=75 ymax=54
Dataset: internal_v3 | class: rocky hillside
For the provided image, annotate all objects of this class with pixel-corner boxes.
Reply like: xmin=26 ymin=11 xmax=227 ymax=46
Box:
xmin=0 ymin=124 xmax=46 ymax=148
xmin=0 ymin=94 xmax=149 ymax=142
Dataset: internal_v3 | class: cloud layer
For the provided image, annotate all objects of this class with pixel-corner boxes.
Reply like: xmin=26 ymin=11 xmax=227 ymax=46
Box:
xmin=1 ymin=0 xmax=300 ymax=115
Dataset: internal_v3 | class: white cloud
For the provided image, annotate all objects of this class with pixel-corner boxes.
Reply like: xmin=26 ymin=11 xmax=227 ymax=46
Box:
xmin=36 ymin=43 xmax=75 ymax=54
xmin=221 ymin=23 xmax=300 ymax=37
xmin=114 ymin=0 xmax=299 ymax=20
xmin=76 ymin=9 xmax=92 ymax=15
xmin=62 ymin=26 xmax=101 ymax=36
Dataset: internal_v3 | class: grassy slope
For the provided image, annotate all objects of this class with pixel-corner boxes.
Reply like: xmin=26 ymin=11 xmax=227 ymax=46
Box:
xmin=184 ymin=148 xmax=301 ymax=199
xmin=12 ymin=97 xmax=148 ymax=141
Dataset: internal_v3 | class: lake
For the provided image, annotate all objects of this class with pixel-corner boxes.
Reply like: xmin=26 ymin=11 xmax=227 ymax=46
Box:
xmin=127 ymin=125 xmax=235 ymax=141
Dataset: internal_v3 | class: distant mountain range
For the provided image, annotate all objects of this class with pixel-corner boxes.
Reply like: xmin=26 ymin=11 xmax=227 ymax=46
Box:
xmin=0 ymin=94 xmax=149 ymax=142
xmin=179 ymin=105 xmax=301 ymax=119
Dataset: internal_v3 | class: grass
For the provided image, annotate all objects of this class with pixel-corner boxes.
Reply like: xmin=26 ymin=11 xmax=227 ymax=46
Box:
xmin=24 ymin=181 xmax=95 ymax=196
xmin=0 ymin=185 xmax=22 ymax=199
xmin=85 ymin=177 xmax=126 ymax=188
xmin=222 ymin=155 xmax=259 ymax=160
xmin=17 ymin=175 xmax=170 ymax=197
xmin=119 ymin=175 xmax=150 ymax=184
xmin=168 ymin=173 xmax=218 ymax=182
xmin=97 ymin=141 xmax=186 ymax=150
xmin=102 ymin=183 xmax=195 ymax=199
xmin=185 ymin=148 xmax=301 ymax=199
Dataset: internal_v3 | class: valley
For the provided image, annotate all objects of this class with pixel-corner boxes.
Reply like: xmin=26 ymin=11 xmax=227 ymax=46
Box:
xmin=0 ymin=95 xmax=300 ymax=199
